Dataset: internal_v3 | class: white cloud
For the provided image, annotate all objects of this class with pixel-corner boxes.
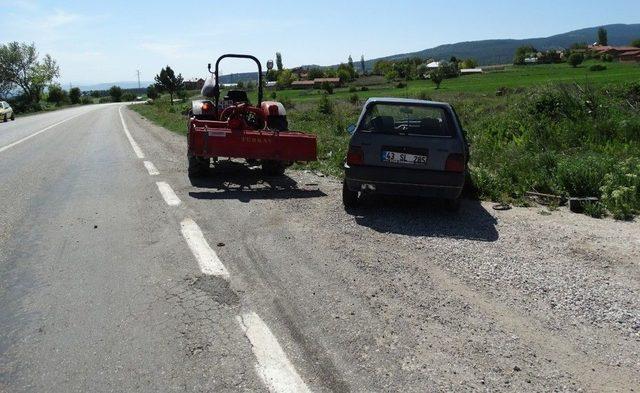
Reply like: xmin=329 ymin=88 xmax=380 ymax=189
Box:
xmin=41 ymin=9 xmax=81 ymax=29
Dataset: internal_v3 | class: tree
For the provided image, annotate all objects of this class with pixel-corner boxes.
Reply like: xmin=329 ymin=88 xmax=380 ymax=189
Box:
xmin=275 ymin=52 xmax=283 ymax=72
xmin=597 ymin=27 xmax=608 ymax=46
xmin=459 ymin=58 xmax=478 ymax=69
xmin=47 ymin=84 xmax=66 ymax=106
xmin=0 ymin=42 xmax=59 ymax=105
xmin=146 ymin=85 xmax=159 ymax=100
xmin=109 ymin=85 xmax=123 ymax=102
xmin=513 ymin=45 xmax=537 ymax=65
xmin=348 ymin=55 xmax=355 ymax=73
xmin=276 ymin=69 xmax=295 ymax=88
xmin=416 ymin=63 xmax=429 ymax=79
xmin=154 ymin=65 xmax=184 ymax=104
xmin=360 ymin=55 xmax=366 ymax=75
xmin=568 ymin=53 xmax=584 ymax=68
xmin=430 ymin=67 xmax=446 ymax=89
xmin=90 ymin=90 xmax=101 ymax=98
xmin=307 ymin=67 xmax=325 ymax=79
xmin=69 ymin=87 xmax=81 ymax=104
xmin=337 ymin=68 xmax=351 ymax=83
xmin=631 ymin=39 xmax=640 ymax=48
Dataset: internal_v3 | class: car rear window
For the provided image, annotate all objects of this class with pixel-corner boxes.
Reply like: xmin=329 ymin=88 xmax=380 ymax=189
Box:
xmin=359 ymin=103 xmax=453 ymax=137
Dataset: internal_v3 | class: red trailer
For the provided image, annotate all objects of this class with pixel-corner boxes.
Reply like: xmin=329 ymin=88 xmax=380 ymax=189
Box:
xmin=187 ymin=54 xmax=317 ymax=176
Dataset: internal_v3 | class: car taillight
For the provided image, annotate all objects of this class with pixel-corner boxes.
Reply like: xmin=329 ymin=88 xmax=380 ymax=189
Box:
xmin=346 ymin=146 xmax=364 ymax=166
xmin=445 ymin=153 xmax=465 ymax=173
xmin=202 ymin=102 xmax=211 ymax=112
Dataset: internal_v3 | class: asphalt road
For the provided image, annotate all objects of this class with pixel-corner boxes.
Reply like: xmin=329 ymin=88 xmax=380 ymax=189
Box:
xmin=0 ymin=104 xmax=638 ymax=392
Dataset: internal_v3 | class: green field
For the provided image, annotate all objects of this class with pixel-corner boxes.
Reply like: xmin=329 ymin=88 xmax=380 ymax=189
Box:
xmin=131 ymin=61 xmax=640 ymax=219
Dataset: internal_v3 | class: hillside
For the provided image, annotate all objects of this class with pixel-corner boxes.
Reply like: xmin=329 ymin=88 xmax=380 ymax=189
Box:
xmin=362 ymin=23 xmax=640 ymax=67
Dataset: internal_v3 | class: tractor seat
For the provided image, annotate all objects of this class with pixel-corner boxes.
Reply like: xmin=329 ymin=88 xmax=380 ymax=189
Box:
xmin=227 ymin=90 xmax=249 ymax=104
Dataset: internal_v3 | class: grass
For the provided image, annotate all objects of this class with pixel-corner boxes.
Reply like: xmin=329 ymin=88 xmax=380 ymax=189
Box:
xmin=130 ymin=61 xmax=640 ymax=219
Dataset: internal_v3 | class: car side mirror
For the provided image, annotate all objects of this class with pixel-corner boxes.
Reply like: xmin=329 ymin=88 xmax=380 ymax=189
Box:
xmin=347 ymin=124 xmax=356 ymax=135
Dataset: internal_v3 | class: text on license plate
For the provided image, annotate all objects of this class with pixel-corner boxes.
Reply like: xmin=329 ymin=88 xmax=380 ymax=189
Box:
xmin=382 ymin=151 xmax=427 ymax=165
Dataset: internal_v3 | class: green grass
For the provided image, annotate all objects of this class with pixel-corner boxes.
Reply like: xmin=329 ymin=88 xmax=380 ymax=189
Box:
xmin=130 ymin=61 xmax=640 ymax=219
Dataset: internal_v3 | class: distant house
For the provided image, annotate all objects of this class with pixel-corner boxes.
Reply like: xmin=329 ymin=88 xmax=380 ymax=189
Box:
xmin=589 ymin=45 xmax=640 ymax=59
xmin=265 ymin=81 xmax=277 ymax=88
xmin=313 ymin=77 xmax=341 ymax=87
xmin=460 ymin=68 xmax=483 ymax=75
xmin=524 ymin=57 xmax=538 ymax=64
xmin=426 ymin=61 xmax=443 ymax=69
xmin=184 ymin=78 xmax=205 ymax=90
xmin=291 ymin=80 xmax=315 ymax=89
xmin=619 ymin=50 xmax=640 ymax=62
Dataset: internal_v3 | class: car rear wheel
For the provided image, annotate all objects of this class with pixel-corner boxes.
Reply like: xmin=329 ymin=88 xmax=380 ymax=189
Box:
xmin=342 ymin=181 xmax=360 ymax=208
xmin=3 ymin=115 xmax=6 ymax=122
xmin=10 ymin=113 xmax=15 ymax=121
xmin=188 ymin=155 xmax=208 ymax=177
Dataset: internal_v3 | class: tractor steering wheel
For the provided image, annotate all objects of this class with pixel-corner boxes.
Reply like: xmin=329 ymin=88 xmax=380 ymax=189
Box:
xmin=220 ymin=103 xmax=266 ymax=129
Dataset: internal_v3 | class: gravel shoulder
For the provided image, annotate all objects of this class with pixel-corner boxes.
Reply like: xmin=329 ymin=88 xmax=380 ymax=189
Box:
xmin=126 ymin=107 xmax=640 ymax=392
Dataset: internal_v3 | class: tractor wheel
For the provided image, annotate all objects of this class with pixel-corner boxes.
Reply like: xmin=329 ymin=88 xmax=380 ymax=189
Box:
xmin=342 ymin=181 xmax=359 ymax=208
xmin=188 ymin=155 xmax=208 ymax=177
xmin=261 ymin=160 xmax=286 ymax=176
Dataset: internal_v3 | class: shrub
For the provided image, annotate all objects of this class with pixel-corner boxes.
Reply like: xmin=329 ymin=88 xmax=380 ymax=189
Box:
xmin=279 ymin=96 xmax=294 ymax=110
xmin=602 ymin=53 xmax=614 ymax=62
xmin=321 ymin=82 xmax=334 ymax=95
xmin=349 ymin=93 xmax=359 ymax=105
xmin=360 ymin=86 xmax=369 ymax=92
xmin=349 ymin=86 xmax=357 ymax=93
xmin=80 ymin=96 xmax=93 ymax=105
xmin=318 ymin=93 xmax=333 ymax=115
xmin=600 ymin=158 xmax=640 ymax=220
xmin=554 ymin=154 xmax=613 ymax=197
xmin=122 ymin=92 xmax=137 ymax=102
xmin=396 ymin=82 xmax=407 ymax=88
xmin=583 ymin=201 xmax=606 ymax=218
xmin=589 ymin=64 xmax=607 ymax=72
xmin=146 ymin=85 xmax=159 ymax=100
xmin=98 ymin=97 xmax=111 ymax=103
xmin=109 ymin=85 xmax=123 ymax=102
xmin=568 ymin=53 xmax=584 ymax=68
xmin=69 ymin=87 xmax=81 ymax=104
xmin=415 ymin=91 xmax=431 ymax=100
xmin=270 ymin=91 xmax=277 ymax=100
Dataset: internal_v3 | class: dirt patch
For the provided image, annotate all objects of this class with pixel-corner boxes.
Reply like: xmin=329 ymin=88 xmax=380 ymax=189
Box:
xmin=190 ymin=275 xmax=240 ymax=307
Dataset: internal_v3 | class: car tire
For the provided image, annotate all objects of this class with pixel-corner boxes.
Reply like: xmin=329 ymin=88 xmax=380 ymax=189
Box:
xmin=11 ymin=113 xmax=15 ymax=121
xmin=262 ymin=160 xmax=286 ymax=176
xmin=3 ymin=115 xmax=6 ymax=122
xmin=444 ymin=197 xmax=461 ymax=212
xmin=188 ymin=155 xmax=208 ymax=177
xmin=342 ymin=181 xmax=359 ymax=208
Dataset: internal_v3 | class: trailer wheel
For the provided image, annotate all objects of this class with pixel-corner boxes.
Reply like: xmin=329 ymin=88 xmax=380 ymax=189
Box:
xmin=342 ymin=181 xmax=359 ymax=208
xmin=188 ymin=155 xmax=208 ymax=177
xmin=261 ymin=160 xmax=286 ymax=176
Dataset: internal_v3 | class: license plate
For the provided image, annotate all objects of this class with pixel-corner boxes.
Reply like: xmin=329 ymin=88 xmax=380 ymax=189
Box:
xmin=382 ymin=151 xmax=427 ymax=165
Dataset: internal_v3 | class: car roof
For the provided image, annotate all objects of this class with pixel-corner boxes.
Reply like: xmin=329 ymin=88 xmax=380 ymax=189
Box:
xmin=364 ymin=97 xmax=452 ymax=109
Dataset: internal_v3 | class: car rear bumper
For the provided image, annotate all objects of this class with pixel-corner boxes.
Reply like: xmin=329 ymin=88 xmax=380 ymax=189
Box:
xmin=344 ymin=164 xmax=464 ymax=199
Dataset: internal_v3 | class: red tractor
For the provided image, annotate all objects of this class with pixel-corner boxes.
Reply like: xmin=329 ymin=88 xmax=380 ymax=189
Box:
xmin=187 ymin=54 xmax=317 ymax=176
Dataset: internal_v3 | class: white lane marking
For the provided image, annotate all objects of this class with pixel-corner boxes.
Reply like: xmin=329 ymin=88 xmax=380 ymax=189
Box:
xmin=143 ymin=160 xmax=159 ymax=176
xmin=238 ymin=312 xmax=311 ymax=393
xmin=118 ymin=106 xmax=145 ymax=159
xmin=0 ymin=112 xmax=86 ymax=154
xmin=180 ymin=218 xmax=229 ymax=278
xmin=156 ymin=181 xmax=181 ymax=206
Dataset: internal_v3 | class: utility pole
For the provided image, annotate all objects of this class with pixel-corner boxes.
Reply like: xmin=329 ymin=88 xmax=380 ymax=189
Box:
xmin=136 ymin=69 xmax=141 ymax=89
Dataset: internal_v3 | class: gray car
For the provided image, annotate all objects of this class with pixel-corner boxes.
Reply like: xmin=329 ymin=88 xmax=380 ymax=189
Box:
xmin=343 ymin=98 xmax=469 ymax=210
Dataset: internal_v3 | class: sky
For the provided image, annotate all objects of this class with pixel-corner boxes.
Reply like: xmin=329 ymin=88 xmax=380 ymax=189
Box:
xmin=1 ymin=0 xmax=639 ymax=86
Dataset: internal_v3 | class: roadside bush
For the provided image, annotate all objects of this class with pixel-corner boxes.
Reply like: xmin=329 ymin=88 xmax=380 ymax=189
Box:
xmin=349 ymin=86 xmax=357 ymax=93
xmin=415 ymin=90 xmax=431 ymax=101
xmin=69 ymin=87 xmax=81 ymax=104
xmin=109 ymin=86 xmax=123 ymax=102
xmin=600 ymin=158 xmax=640 ymax=220
xmin=122 ymin=92 xmax=136 ymax=102
xmin=360 ymin=86 xmax=369 ymax=92
xmin=583 ymin=201 xmax=606 ymax=218
xmin=318 ymin=93 xmax=333 ymax=115
xmin=349 ymin=93 xmax=359 ymax=105
xmin=98 ymin=97 xmax=111 ymax=104
xmin=321 ymin=82 xmax=334 ymax=95
xmin=554 ymin=154 xmax=613 ymax=197
xmin=80 ymin=96 xmax=93 ymax=105
xmin=589 ymin=64 xmax=607 ymax=72
xmin=396 ymin=82 xmax=407 ymax=88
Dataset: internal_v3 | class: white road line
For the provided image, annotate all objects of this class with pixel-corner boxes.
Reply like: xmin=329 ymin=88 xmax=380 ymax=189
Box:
xmin=143 ymin=161 xmax=159 ymax=176
xmin=238 ymin=312 xmax=311 ymax=393
xmin=0 ymin=112 xmax=85 ymax=154
xmin=118 ymin=106 xmax=145 ymax=159
xmin=156 ymin=181 xmax=181 ymax=206
xmin=180 ymin=218 xmax=229 ymax=278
